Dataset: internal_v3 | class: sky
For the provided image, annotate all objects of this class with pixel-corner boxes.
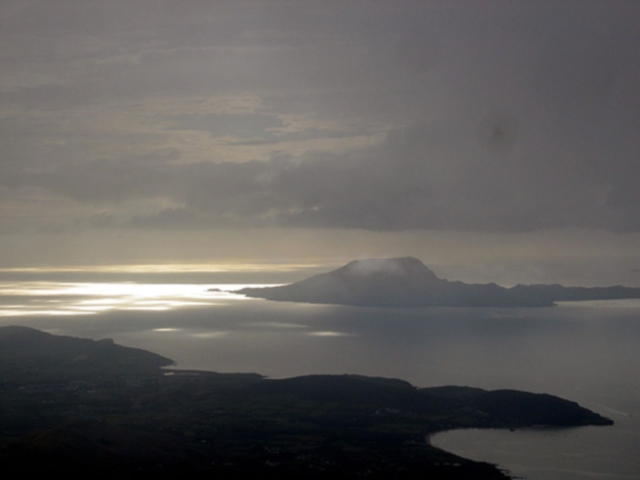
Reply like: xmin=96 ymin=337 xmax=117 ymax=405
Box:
xmin=0 ymin=1 xmax=639 ymax=285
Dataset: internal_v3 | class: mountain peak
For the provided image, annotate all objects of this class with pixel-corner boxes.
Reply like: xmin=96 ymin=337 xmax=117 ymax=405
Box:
xmin=339 ymin=257 xmax=440 ymax=282
xmin=238 ymin=257 xmax=640 ymax=308
xmin=239 ymin=257 xmax=447 ymax=307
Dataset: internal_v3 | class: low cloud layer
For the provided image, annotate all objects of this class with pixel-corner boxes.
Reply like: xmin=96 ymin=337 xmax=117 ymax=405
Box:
xmin=5 ymin=119 xmax=638 ymax=233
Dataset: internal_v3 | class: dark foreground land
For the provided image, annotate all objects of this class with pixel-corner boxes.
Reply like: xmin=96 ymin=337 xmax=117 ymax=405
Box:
xmin=0 ymin=326 xmax=612 ymax=478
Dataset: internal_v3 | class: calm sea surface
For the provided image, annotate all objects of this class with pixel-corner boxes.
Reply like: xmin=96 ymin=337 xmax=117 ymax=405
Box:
xmin=1 ymin=271 xmax=639 ymax=479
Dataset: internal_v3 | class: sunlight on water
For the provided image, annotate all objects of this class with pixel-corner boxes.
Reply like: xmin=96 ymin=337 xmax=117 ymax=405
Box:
xmin=0 ymin=281 xmax=275 ymax=316
xmin=0 ymin=270 xmax=639 ymax=478
xmin=558 ymin=299 xmax=640 ymax=309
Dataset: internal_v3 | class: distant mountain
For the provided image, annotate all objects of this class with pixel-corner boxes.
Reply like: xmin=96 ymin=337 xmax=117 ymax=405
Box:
xmin=238 ymin=257 xmax=640 ymax=308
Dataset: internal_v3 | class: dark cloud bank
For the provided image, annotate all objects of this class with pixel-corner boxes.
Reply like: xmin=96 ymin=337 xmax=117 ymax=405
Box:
xmin=0 ymin=1 xmax=638 ymax=242
xmin=7 ymin=117 xmax=638 ymax=233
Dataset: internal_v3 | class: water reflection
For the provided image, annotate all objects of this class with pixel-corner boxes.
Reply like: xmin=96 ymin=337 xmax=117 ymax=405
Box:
xmin=0 ymin=281 xmax=273 ymax=316
xmin=0 ymin=275 xmax=638 ymax=479
xmin=431 ymin=421 xmax=640 ymax=480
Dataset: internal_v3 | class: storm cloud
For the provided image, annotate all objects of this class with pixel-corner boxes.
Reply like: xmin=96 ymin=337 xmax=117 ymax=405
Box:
xmin=1 ymin=1 xmax=639 ymax=237
xmin=6 ymin=117 xmax=638 ymax=233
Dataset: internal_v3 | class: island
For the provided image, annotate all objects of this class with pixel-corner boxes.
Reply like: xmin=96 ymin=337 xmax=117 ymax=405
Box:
xmin=238 ymin=257 xmax=640 ymax=308
xmin=0 ymin=326 xmax=612 ymax=478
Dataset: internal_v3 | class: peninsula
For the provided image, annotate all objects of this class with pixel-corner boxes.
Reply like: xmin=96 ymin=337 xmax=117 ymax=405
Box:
xmin=238 ymin=257 xmax=640 ymax=308
xmin=0 ymin=326 xmax=612 ymax=478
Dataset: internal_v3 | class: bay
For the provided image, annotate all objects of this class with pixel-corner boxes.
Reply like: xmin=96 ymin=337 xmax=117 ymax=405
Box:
xmin=1 ymin=273 xmax=639 ymax=479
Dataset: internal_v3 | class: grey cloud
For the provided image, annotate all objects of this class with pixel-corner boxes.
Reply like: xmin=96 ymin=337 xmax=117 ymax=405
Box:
xmin=6 ymin=119 xmax=637 ymax=232
xmin=6 ymin=151 xmax=179 ymax=202
xmin=164 ymin=111 xmax=370 ymax=144
xmin=4 ymin=1 xmax=636 ymax=124
xmin=129 ymin=208 xmax=201 ymax=230
xmin=0 ymin=1 xmax=454 ymax=113
xmin=1 ymin=1 xmax=639 ymax=235
xmin=225 ymin=127 xmax=373 ymax=146
xmin=165 ymin=113 xmax=284 ymax=138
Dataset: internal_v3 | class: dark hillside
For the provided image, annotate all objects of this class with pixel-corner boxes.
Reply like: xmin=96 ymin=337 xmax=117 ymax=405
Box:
xmin=0 ymin=327 xmax=611 ymax=478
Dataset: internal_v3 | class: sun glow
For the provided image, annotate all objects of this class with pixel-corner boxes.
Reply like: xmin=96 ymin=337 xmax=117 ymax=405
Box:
xmin=0 ymin=261 xmax=323 ymax=274
xmin=0 ymin=281 xmax=275 ymax=317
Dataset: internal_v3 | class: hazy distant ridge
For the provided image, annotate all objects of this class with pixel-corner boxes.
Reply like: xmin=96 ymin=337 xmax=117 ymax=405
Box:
xmin=239 ymin=257 xmax=640 ymax=307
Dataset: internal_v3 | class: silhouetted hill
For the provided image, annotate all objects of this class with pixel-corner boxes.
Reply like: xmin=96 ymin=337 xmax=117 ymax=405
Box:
xmin=238 ymin=257 xmax=640 ymax=307
xmin=0 ymin=326 xmax=173 ymax=379
xmin=0 ymin=327 xmax=612 ymax=478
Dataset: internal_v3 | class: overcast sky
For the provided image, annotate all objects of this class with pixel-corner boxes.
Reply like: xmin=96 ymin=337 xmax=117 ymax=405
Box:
xmin=0 ymin=1 xmax=639 ymax=282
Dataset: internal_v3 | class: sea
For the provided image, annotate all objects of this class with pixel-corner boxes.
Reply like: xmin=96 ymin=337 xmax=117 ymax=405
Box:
xmin=1 ymin=264 xmax=639 ymax=480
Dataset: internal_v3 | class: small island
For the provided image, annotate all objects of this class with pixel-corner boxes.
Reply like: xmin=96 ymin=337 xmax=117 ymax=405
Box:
xmin=0 ymin=326 xmax=612 ymax=478
xmin=238 ymin=257 xmax=640 ymax=308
